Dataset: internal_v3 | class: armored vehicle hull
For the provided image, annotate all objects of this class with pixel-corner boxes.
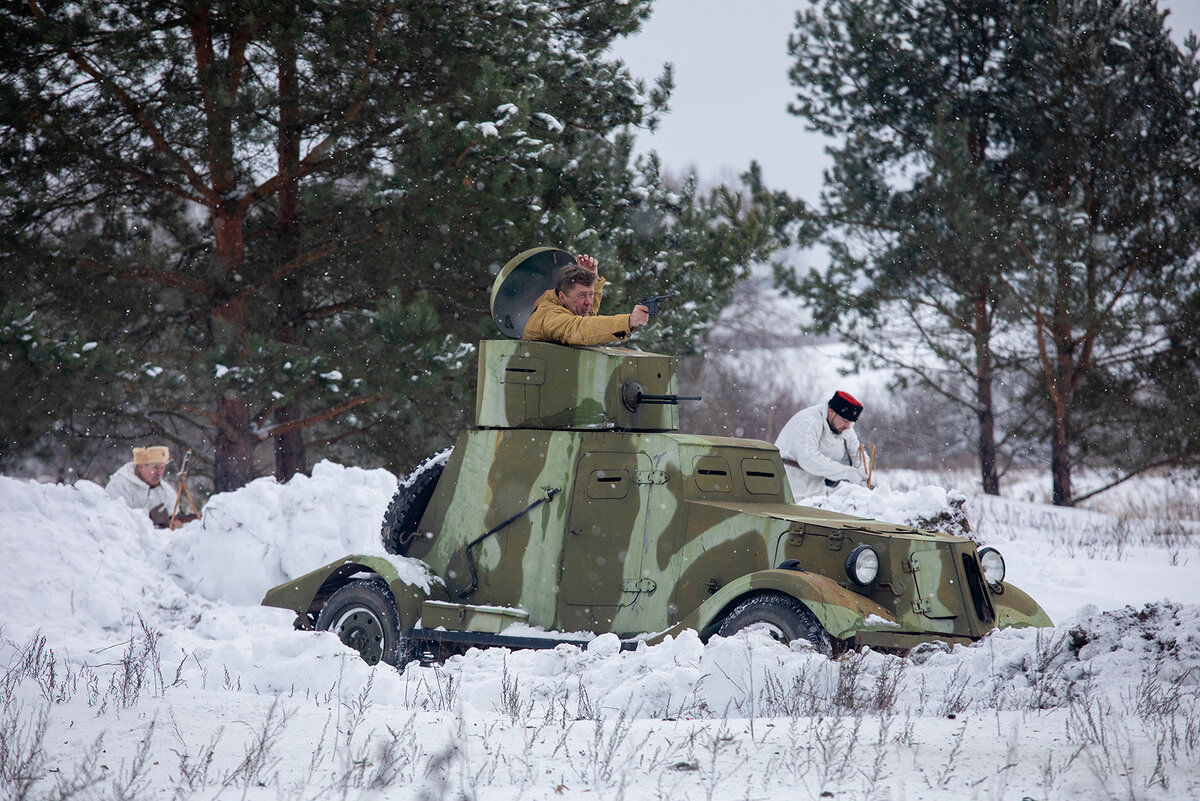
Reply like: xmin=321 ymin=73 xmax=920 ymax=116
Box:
xmin=262 ymin=340 xmax=1050 ymax=665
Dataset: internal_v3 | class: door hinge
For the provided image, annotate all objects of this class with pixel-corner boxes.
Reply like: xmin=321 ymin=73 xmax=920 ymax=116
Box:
xmin=621 ymin=578 xmax=657 ymax=594
xmin=636 ymin=470 xmax=668 ymax=485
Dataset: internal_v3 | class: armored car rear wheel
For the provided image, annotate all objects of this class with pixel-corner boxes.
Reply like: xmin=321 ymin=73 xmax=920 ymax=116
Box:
xmin=381 ymin=458 xmax=445 ymax=555
xmin=316 ymin=579 xmax=409 ymax=666
xmin=717 ymin=593 xmax=833 ymax=657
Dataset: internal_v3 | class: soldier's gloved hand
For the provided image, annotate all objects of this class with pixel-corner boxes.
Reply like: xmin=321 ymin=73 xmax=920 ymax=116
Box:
xmin=841 ymin=465 xmax=869 ymax=486
xmin=148 ymin=503 xmax=171 ymax=528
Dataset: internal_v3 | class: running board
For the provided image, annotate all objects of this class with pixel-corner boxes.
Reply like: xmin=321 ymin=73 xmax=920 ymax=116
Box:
xmin=414 ymin=627 xmax=642 ymax=652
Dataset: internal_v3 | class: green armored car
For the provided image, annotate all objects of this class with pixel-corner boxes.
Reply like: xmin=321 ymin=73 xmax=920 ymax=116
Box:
xmin=262 ymin=247 xmax=1052 ymax=665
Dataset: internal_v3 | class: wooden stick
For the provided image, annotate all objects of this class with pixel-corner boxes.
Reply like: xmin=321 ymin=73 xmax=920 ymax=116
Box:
xmin=182 ymin=481 xmax=202 ymax=518
xmin=170 ymin=449 xmax=202 ymax=527
xmin=857 ymin=442 xmax=875 ymax=490
xmin=170 ymin=477 xmax=186 ymax=525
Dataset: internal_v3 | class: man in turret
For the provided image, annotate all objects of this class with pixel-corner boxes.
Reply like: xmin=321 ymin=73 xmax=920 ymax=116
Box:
xmin=522 ymin=254 xmax=650 ymax=345
xmin=776 ymin=391 xmax=869 ymax=500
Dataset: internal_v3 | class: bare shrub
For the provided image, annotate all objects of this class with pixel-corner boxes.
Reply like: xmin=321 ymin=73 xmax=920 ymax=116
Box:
xmin=0 ymin=701 xmax=49 ymax=801
xmin=696 ymin=720 xmax=741 ymax=801
xmin=496 ymin=656 xmax=534 ymax=725
xmin=402 ymin=664 xmax=458 ymax=712
xmin=920 ymin=664 xmax=972 ymax=718
xmin=0 ymin=632 xmax=105 ymax=708
xmin=221 ymin=698 xmax=289 ymax=790
xmin=110 ymin=718 xmax=156 ymax=801
xmin=373 ymin=717 xmax=423 ymax=788
xmin=833 ymin=650 xmax=867 ymax=712
xmin=869 ymin=656 xmax=906 ymax=713
xmin=170 ymin=719 xmax=222 ymax=798
xmin=575 ymin=676 xmax=601 ymax=721
xmin=568 ymin=708 xmax=637 ymax=786
xmin=757 ymin=662 xmax=821 ymax=717
xmin=859 ymin=710 xmax=894 ymax=800
xmin=340 ymin=671 xmax=375 ymax=749
xmin=932 ymin=720 xmax=967 ymax=788
xmin=813 ymin=716 xmax=864 ymax=789
xmin=832 ymin=649 xmax=907 ymax=715
xmin=1123 ymin=658 xmax=1200 ymax=788
xmin=93 ymin=616 xmax=168 ymax=712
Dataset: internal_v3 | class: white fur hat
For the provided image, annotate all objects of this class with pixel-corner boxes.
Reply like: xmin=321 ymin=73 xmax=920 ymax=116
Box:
xmin=132 ymin=446 xmax=171 ymax=465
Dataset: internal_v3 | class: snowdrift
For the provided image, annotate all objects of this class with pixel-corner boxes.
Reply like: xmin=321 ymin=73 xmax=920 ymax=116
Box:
xmin=2 ymin=462 xmax=1198 ymax=800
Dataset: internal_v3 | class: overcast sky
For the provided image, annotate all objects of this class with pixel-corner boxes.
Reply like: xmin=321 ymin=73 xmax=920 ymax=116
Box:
xmin=612 ymin=0 xmax=1200 ymax=204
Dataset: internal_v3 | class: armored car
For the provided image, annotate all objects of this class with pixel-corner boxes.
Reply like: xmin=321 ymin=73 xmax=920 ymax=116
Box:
xmin=261 ymin=247 xmax=1051 ymax=665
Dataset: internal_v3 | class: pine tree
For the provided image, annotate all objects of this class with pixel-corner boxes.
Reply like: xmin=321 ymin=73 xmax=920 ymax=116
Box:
xmin=786 ymin=0 xmax=1200 ymax=503
xmin=787 ymin=0 xmax=1026 ymax=495
xmin=1 ymin=1 xmax=781 ymax=489
xmin=997 ymin=0 xmax=1200 ymax=504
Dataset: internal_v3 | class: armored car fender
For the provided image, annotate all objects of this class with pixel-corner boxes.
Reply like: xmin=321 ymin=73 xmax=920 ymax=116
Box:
xmin=670 ymin=567 xmax=899 ymax=644
xmin=989 ymin=581 xmax=1054 ymax=629
xmin=261 ymin=554 xmax=433 ymax=634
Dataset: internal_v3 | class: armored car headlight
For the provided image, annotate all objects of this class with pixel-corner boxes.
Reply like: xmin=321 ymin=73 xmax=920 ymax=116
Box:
xmin=978 ymin=546 xmax=1006 ymax=586
xmin=845 ymin=544 xmax=880 ymax=587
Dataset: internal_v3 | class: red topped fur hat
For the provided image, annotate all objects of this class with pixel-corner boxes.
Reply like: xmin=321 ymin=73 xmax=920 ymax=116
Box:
xmin=828 ymin=390 xmax=863 ymax=422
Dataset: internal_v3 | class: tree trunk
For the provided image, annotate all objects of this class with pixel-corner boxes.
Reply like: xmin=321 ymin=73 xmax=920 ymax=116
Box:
xmin=973 ymin=281 xmax=1000 ymax=495
xmin=1049 ymin=266 xmax=1075 ymax=506
xmin=273 ymin=5 xmax=307 ymax=483
xmin=975 ymin=370 xmax=999 ymax=495
xmin=1050 ymin=404 xmax=1072 ymax=506
xmin=214 ymin=393 xmax=256 ymax=492
xmin=211 ymin=206 xmax=256 ymax=493
xmin=273 ymin=403 xmax=306 ymax=482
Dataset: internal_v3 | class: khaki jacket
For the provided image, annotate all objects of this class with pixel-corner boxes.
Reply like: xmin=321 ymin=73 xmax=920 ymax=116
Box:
xmin=521 ymin=277 xmax=633 ymax=346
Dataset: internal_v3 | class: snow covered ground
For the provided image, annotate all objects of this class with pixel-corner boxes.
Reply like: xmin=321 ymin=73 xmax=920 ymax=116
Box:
xmin=2 ymin=460 xmax=1199 ymax=800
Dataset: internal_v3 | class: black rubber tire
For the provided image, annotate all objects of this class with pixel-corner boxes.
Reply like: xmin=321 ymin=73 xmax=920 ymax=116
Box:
xmin=316 ymin=579 xmax=409 ymax=666
xmin=380 ymin=458 xmax=445 ymax=555
xmin=716 ymin=593 xmax=833 ymax=657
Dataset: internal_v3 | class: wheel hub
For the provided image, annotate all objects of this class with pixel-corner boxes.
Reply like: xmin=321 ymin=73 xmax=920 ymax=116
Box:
xmin=333 ymin=607 xmax=384 ymax=665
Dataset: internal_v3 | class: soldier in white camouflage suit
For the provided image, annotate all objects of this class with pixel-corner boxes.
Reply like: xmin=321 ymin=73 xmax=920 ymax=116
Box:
xmin=776 ymin=391 xmax=869 ymax=500
xmin=106 ymin=445 xmax=182 ymax=528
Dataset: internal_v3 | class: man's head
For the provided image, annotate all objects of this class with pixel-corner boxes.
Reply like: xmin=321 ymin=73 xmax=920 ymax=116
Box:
xmin=555 ymin=264 xmax=597 ymax=316
xmin=132 ymin=446 xmax=171 ymax=486
xmin=825 ymin=391 xmax=863 ymax=434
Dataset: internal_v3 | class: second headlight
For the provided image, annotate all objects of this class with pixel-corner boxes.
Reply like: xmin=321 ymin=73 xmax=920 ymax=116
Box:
xmin=978 ymin=546 xmax=1006 ymax=586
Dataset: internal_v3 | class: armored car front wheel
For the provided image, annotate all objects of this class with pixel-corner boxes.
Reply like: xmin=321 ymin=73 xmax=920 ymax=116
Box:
xmin=717 ymin=593 xmax=833 ymax=657
xmin=316 ymin=579 xmax=409 ymax=666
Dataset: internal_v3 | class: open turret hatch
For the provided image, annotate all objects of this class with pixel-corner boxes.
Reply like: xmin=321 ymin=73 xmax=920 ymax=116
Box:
xmin=490 ymin=247 xmax=576 ymax=339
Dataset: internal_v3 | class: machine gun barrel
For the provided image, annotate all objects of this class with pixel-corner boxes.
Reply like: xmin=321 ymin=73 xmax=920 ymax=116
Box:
xmin=636 ymin=392 xmax=701 ymax=406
